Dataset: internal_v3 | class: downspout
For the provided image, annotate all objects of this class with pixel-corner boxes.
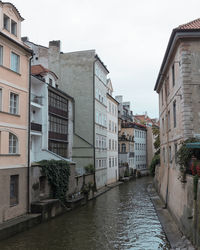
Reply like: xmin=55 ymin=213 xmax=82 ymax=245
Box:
xmin=27 ymin=53 xmax=33 ymax=213
xmin=164 ymin=89 xmax=170 ymax=208
xmin=93 ymin=58 xmax=97 ymax=190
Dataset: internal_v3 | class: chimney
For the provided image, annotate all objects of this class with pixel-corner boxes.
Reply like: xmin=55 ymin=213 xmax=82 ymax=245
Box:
xmin=49 ymin=40 xmax=61 ymax=53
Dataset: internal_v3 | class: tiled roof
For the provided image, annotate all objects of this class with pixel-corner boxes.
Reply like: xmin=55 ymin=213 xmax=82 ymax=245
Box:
xmin=178 ymin=18 xmax=200 ymax=30
xmin=31 ymin=64 xmax=49 ymax=75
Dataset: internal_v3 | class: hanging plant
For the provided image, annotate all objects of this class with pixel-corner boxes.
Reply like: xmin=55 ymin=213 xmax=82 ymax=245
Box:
xmin=38 ymin=160 xmax=70 ymax=202
xmin=176 ymin=138 xmax=200 ymax=175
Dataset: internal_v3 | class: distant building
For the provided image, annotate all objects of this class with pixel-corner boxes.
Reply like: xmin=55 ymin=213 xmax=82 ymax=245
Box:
xmin=0 ymin=2 xmax=32 ymax=223
xmin=106 ymin=79 xmax=119 ymax=184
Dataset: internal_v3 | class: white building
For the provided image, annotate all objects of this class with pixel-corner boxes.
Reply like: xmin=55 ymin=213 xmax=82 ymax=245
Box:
xmin=30 ymin=65 xmax=74 ymax=163
xmin=134 ymin=123 xmax=147 ymax=172
xmin=106 ymin=79 xmax=119 ymax=184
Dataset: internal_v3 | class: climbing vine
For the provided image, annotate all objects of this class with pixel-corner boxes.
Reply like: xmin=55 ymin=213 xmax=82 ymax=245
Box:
xmin=38 ymin=160 xmax=70 ymax=202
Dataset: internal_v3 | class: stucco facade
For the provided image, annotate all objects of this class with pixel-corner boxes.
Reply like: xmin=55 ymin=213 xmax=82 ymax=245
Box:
xmin=106 ymin=80 xmax=118 ymax=184
xmin=154 ymin=19 xmax=200 ymax=246
xmin=0 ymin=2 xmax=32 ymax=223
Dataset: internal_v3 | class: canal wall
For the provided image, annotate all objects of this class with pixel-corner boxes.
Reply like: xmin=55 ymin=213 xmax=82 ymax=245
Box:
xmin=154 ymin=165 xmax=200 ymax=248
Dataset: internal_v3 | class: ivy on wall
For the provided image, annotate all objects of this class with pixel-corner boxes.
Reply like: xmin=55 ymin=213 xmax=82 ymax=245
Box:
xmin=38 ymin=160 xmax=70 ymax=202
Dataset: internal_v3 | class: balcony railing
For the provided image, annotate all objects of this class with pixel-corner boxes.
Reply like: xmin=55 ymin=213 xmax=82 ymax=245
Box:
xmin=31 ymin=122 xmax=42 ymax=132
xmin=31 ymin=94 xmax=43 ymax=105
xmin=49 ymin=131 xmax=68 ymax=141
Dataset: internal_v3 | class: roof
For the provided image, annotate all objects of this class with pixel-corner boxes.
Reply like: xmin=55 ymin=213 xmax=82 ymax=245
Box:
xmin=178 ymin=18 xmax=200 ymax=30
xmin=31 ymin=65 xmax=58 ymax=79
xmin=0 ymin=1 xmax=24 ymax=21
xmin=154 ymin=18 xmax=200 ymax=92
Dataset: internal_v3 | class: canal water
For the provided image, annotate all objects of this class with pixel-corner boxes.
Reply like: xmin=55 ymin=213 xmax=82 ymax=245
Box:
xmin=0 ymin=177 xmax=170 ymax=250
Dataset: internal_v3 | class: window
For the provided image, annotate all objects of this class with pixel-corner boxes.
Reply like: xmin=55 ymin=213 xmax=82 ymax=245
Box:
xmin=10 ymin=92 xmax=19 ymax=114
xmin=112 ymin=139 xmax=114 ymax=150
xmin=49 ymin=141 xmax=68 ymax=158
xmin=109 ymin=158 xmax=111 ymax=168
xmin=169 ymin=146 xmax=172 ymax=163
xmin=122 ymin=143 xmax=126 ymax=152
xmin=162 ymin=118 xmax=165 ymax=135
xmin=168 ymin=110 xmax=170 ymax=130
xmin=49 ymin=78 xmax=52 ymax=86
xmin=112 ymin=158 xmax=114 ymax=167
xmin=163 ymin=147 xmax=165 ymax=163
xmin=10 ymin=175 xmax=19 ymax=206
xmin=175 ymin=143 xmax=178 ymax=164
xmin=4 ymin=14 xmax=10 ymax=31
xmin=0 ymin=88 xmax=2 ymax=111
xmin=0 ymin=45 xmax=3 ymax=65
xmin=9 ymin=133 xmax=18 ymax=154
xmin=109 ymin=139 xmax=111 ymax=150
xmin=109 ymin=120 xmax=111 ymax=131
xmin=11 ymin=52 xmax=20 ymax=73
xmin=11 ymin=20 xmax=17 ymax=36
xmin=173 ymin=101 xmax=176 ymax=128
xmin=172 ymin=64 xmax=175 ymax=87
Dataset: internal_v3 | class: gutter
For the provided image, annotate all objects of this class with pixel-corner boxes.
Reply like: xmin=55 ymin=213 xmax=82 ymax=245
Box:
xmin=27 ymin=53 xmax=33 ymax=213
xmin=93 ymin=58 xmax=97 ymax=188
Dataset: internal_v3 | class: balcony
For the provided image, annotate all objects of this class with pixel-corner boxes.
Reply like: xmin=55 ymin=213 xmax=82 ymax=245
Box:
xmin=49 ymin=131 xmax=68 ymax=141
xmin=31 ymin=94 xmax=43 ymax=105
xmin=31 ymin=122 xmax=42 ymax=132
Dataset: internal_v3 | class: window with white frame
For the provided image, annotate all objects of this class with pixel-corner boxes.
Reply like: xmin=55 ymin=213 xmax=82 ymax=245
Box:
xmin=10 ymin=92 xmax=19 ymax=114
xmin=11 ymin=52 xmax=20 ymax=73
xmin=0 ymin=45 xmax=3 ymax=65
xmin=9 ymin=133 xmax=18 ymax=154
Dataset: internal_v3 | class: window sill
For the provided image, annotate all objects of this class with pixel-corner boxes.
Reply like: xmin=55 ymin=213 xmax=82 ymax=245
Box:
xmin=0 ymin=154 xmax=20 ymax=156
xmin=0 ymin=110 xmax=20 ymax=117
xmin=0 ymin=65 xmax=21 ymax=76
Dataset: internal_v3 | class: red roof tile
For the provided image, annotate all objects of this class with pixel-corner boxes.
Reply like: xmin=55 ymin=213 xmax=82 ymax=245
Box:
xmin=178 ymin=18 xmax=200 ymax=30
xmin=31 ymin=64 xmax=49 ymax=75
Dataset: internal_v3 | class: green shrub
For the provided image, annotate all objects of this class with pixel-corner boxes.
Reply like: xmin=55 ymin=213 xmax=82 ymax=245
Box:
xmin=149 ymin=154 xmax=160 ymax=176
xmin=84 ymin=164 xmax=95 ymax=174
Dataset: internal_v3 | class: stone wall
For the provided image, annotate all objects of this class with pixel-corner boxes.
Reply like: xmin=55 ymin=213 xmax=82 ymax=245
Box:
xmin=154 ymin=165 xmax=200 ymax=247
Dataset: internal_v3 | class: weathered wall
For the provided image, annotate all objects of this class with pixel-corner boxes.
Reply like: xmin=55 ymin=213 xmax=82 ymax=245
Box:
xmin=154 ymin=166 xmax=200 ymax=245
xmin=0 ymin=167 xmax=27 ymax=223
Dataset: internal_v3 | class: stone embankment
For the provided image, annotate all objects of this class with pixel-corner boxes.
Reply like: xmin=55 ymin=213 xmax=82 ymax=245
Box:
xmin=147 ymin=183 xmax=195 ymax=250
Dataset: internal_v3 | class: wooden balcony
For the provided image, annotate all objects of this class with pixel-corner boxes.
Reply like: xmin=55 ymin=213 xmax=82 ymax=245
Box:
xmin=31 ymin=122 xmax=42 ymax=132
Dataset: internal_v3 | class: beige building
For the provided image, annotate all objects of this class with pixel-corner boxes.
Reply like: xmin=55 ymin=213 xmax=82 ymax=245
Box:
xmin=154 ymin=18 xmax=200 ymax=243
xmin=0 ymin=2 xmax=32 ymax=223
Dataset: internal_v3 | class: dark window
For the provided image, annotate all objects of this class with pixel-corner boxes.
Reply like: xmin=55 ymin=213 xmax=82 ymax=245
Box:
xmin=49 ymin=141 xmax=68 ymax=158
xmin=10 ymin=92 xmax=19 ymax=114
xmin=0 ymin=45 xmax=3 ymax=65
xmin=172 ymin=64 xmax=175 ymax=86
xmin=4 ymin=14 xmax=10 ymax=31
xmin=49 ymin=78 xmax=52 ymax=86
xmin=11 ymin=20 xmax=17 ymax=36
xmin=49 ymin=115 xmax=68 ymax=134
xmin=168 ymin=110 xmax=170 ymax=130
xmin=173 ymin=101 xmax=176 ymax=128
xmin=48 ymin=90 xmax=68 ymax=112
xmin=10 ymin=175 xmax=19 ymax=206
xmin=122 ymin=143 xmax=126 ymax=153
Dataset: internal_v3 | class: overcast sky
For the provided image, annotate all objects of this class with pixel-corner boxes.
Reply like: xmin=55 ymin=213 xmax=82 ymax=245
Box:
xmin=12 ymin=0 xmax=200 ymax=118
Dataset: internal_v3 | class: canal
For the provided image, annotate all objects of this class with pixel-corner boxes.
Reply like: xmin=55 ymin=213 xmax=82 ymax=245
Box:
xmin=0 ymin=177 xmax=170 ymax=250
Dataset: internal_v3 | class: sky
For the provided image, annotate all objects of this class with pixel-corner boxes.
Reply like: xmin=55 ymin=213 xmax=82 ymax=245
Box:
xmin=11 ymin=0 xmax=200 ymax=118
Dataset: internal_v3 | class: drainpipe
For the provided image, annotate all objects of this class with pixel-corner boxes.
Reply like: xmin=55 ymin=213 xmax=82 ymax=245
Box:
xmin=27 ymin=54 xmax=33 ymax=213
xmin=93 ymin=58 xmax=97 ymax=190
xmin=164 ymin=90 xmax=170 ymax=208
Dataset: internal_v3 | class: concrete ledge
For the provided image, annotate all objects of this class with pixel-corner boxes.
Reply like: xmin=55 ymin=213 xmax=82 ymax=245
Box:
xmin=0 ymin=214 xmax=41 ymax=241
xmin=147 ymin=182 xmax=195 ymax=250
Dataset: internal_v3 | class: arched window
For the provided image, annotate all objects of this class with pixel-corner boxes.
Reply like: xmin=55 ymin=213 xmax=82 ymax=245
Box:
xmin=122 ymin=143 xmax=126 ymax=153
xmin=9 ymin=133 xmax=18 ymax=154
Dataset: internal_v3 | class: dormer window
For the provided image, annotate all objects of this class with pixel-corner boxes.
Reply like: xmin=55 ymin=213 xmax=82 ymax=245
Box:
xmin=49 ymin=78 xmax=52 ymax=86
xmin=11 ymin=20 xmax=17 ymax=36
xmin=4 ymin=14 xmax=10 ymax=31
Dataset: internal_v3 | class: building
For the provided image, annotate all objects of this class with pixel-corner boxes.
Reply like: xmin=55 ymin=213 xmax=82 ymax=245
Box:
xmin=0 ymin=2 xmax=32 ymax=223
xmin=154 ymin=18 xmax=200 ymax=245
xmin=133 ymin=123 xmax=147 ymax=172
xmin=106 ymin=79 xmax=119 ymax=184
xmin=24 ymin=39 xmax=109 ymax=189
xmin=134 ymin=114 xmax=159 ymax=167
xmin=30 ymin=64 xmax=74 ymax=163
